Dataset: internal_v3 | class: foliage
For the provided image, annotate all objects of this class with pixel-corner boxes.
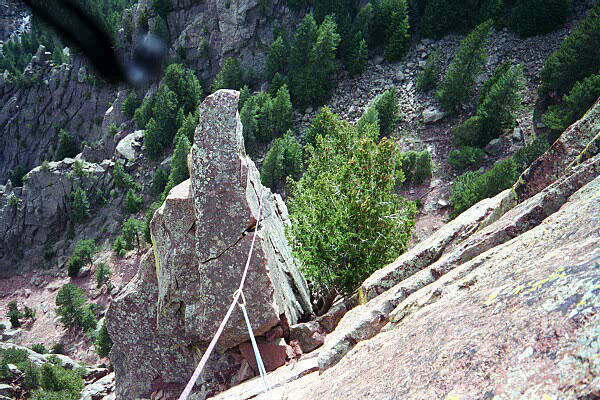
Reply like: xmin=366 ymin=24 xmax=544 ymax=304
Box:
xmin=512 ymin=136 xmax=549 ymax=171
xmin=151 ymin=167 xmax=169 ymax=195
xmin=71 ymin=188 xmax=90 ymax=223
xmin=8 ymin=300 xmax=22 ymax=328
xmin=125 ymin=188 xmax=143 ymax=214
xmin=66 ymin=239 xmax=96 ymax=278
xmin=542 ymin=74 xmax=600 ymax=135
xmin=305 ymin=107 xmax=343 ymax=146
xmin=347 ymin=35 xmax=368 ymax=76
xmin=143 ymin=201 xmax=161 ymax=243
xmin=8 ymin=165 xmax=29 ymax=187
xmin=416 ymin=48 xmax=442 ymax=92
xmin=212 ymin=57 xmax=244 ymax=92
xmin=38 ymin=362 xmax=84 ymax=398
xmin=113 ymin=161 xmax=134 ymax=190
xmin=400 ymin=150 xmax=433 ymax=185
xmin=133 ymin=96 xmax=154 ymax=129
xmin=356 ymin=104 xmax=380 ymax=135
xmin=144 ymin=84 xmax=178 ymax=159
xmin=176 ymin=112 xmax=198 ymax=143
xmin=260 ymin=132 xmax=303 ymax=191
xmin=510 ymin=0 xmax=571 ymax=37
xmin=287 ymin=111 xmax=416 ymax=295
xmin=449 ymin=146 xmax=485 ymax=171
xmin=453 ymin=64 xmax=524 ymax=147
xmin=264 ymin=35 xmax=289 ymax=81
xmin=540 ymin=3 xmax=600 ymax=97
xmin=56 ymin=130 xmax=80 ymax=161
xmin=95 ymin=262 xmax=111 ymax=288
xmin=95 ymin=322 xmax=113 ymax=358
xmin=373 ymin=88 xmax=400 ymax=137
xmin=436 ymin=20 xmax=493 ymax=113
xmin=163 ymin=63 xmax=203 ymax=114
xmin=272 ymin=85 xmax=294 ymax=137
xmin=32 ymin=344 xmax=48 ymax=354
xmin=55 ymin=284 xmax=88 ymax=329
xmin=417 ymin=0 xmax=501 ymax=38
xmin=51 ymin=343 xmax=65 ymax=355
xmin=121 ymin=92 xmax=141 ymax=119
xmin=24 ymin=305 xmax=36 ymax=319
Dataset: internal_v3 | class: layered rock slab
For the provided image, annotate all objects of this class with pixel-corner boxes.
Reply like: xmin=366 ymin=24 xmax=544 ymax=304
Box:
xmin=189 ymin=89 xmax=311 ymax=349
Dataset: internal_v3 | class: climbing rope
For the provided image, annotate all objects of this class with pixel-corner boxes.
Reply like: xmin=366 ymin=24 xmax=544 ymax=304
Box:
xmin=178 ymin=188 xmax=267 ymax=400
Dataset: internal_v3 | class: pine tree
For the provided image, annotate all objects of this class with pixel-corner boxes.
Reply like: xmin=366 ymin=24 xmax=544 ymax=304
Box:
xmin=163 ymin=63 xmax=202 ymax=114
xmin=121 ymin=92 xmax=141 ymax=119
xmin=95 ymin=262 xmax=111 ymax=288
xmin=152 ymin=84 xmax=178 ymax=144
xmin=66 ymin=239 xmax=96 ymax=278
xmin=416 ymin=48 xmax=442 ymax=92
xmin=269 ymin=72 xmax=289 ymax=96
xmin=311 ymin=15 xmax=341 ymax=106
xmin=121 ymin=218 xmax=141 ymax=250
xmin=167 ymin=132 xmax=191 ymax=191
xmin=144 ymin=117 xmax=162 ymax=159
xmin=56 ymin=129 xmax=80 ymax=160
xmin=212 ymin=57 xmax=244 ymax=92
xmin=240 ymin=95 xmax=259 ymax=153
xmin=510 ymin=0 xmax=570 ymax=37
xmin=384 ymin=1 xmax=410 ymax=61
xmin=260 ymin=132 xmax=303 ymax=191
xmin=133 ymin=96 xmax=154 ymax=129
xmin=289 ymin=14 xmax=318 ymax=110
xmin=305 ymin=107 xmax=344 ymax=146
xmin=436 ymin=20 xmax=493 ymax=113
xmin=347 ymin=34 xmax=368 ymax=76
xmin=272 ymin=85 xmax=294 ymax=137
xmin=374 ymin=88 xmax=400 ymax=137
xmin=55 ymin=284 xmax=87 ymax=328
xmin=176 ymin=112 xmax=197 ymax=143
xmin=356 ymin=104 xmax=380 ymax=135
xmin=264 ymin=35 xmax=289 ymax=81
xmin=71 ymin=188 xmax=90 ymax=223
xmin=125 ymin=188 xmax=143 ymax=214
xmin=95 ymin=322 xmax=113 ymax=358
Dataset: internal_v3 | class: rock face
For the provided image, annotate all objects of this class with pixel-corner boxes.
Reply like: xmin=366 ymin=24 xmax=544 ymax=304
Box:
xmin=190 ymin=90 xmax=312 ymax=349
xmin=107 ymin=90 xmax=311 ymax=399
xmin=0 ymin=158 xmax=115 ymax=277
xmin=0 ymin=50 xmax=116 ymax=180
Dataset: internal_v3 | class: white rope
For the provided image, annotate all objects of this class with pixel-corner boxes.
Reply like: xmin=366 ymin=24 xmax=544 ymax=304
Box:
xmin=236 ymin=289 xmax=273 ymax=394
xmin=178 ymin=188 xmax=265 ymax=400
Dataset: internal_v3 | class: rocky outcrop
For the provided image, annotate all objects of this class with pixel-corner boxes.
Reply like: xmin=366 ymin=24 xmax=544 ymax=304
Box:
xmin=0 ymin=158 xmax=115 ymax=277
xmin=0 ymin=48 xmax=116 ymax=180
xmin=0 ymin=0 xmax=27 ymax=42
xmin=107 ymin=90 xmax=311 ymax=399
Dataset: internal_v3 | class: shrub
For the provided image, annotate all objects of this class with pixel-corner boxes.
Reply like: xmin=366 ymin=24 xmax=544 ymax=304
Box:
xmin=264 ymin=35 xmax=289 ymax=81
xmin=113 ymin=161 xmax=134 ymax=190
xmin=80 ymin=305 xmax=97 ymax=333
xmin=347 ymin=34 xmax=368 ymax=76
xmin=39 ymin=362 xmax=84 ymax=398
xmin=66 ymin=239 xmax=96 ymax=278
xmin=125 ymin=189 xmax=143 ymax=214
xmin=449 ymin=146 xmax=485 ymax=171
xmin=512 ymin=136 xmax=549 ymax=171
xmin=356 ymin=105 xmax=380 ymax=135
xmin=121 ymin=92 xmax=141 ymax=119
xmin=166 ymin=132 xmax=191 ymax=192
xmin=305 ymin=107 xmax=344 ymax=147
xmin=95 ymin=322 xmax=113 ymax=358
xmin=450 ymin=158 xmax=518 ymax=217
xmin=272 ymin=85 xmax=294 ymax=137
xmin=151 ymin=168 xmax=169 ymax=195
xmin=95 ymin=262 xmax=111 ymax=288
xmin=8 ymin=165 xmax=28 ymax=187
xmin=510 ymin=0 xmax=570 ymax=37
xmin=212 ymin=57 xmax=244 ymax=92
xmin=540 ymin=3 xmax=600 ymax=97
xmin=163 ymin=63 xmax=203 ymax=114
xmin=113 ymin=236 xmax=127 ymax=257
xmin=374 ymin=88 xmax=400 ymax=137
xmin=400 ymin=150 xmax=433 ymax=185
xmin=542 ymin=74 xmax=600 ymax=135
xmin=71 ymin=188 xmax=90 ymax=223
xmin=260 ymin=132 xmax=303 ymax=191
xmin=133 ymin=96 xmax=154 ymax=129
xmin=121 ymin=218 xmax=142 ymax=250
xmin=143 ymin=201 xmax=161 ymax=243
xmin=453 ymin=64 xmax=524 ymax=147
xmin=32 ymin=343 xmax=47 ymax=354
xmin=24 ymin=305 xmax=36 ymax=319
xmin=8 ymin=300 xmax=22 ymax=328
xmin=436 ymin=20 xmax=493 ymax=113
xmin=55 ymin=130 xmax=79 ymax=161
xmin=55 ymin=284 xmax=87 ymax=329
xmin=287 ymin=112 xmax=416 ymax=295
xmin=382 ymin=0 xmax=411 ymax=61
xmin=416 ymin=48 xmax=442 ymax=92
xmin=51 ymin=343 xmax=65 ymax=355
xmin=176 ymin=112 xmax=197 ymax=143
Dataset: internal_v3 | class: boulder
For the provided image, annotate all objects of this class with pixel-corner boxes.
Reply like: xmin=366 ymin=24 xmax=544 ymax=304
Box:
xmin=422 ymin=107 xmax=447 ymax=123
xmin=189 ymin=90 xmax=312 ymax=349
xmin=107 ymin=90 xmax=311 ymax=399
xmin=81 ymin=372 xmax=115 ymax=400
xmin=115 ymin=130 xmax=144 ymax=162
xmin=484 ymin=137 xmax=502 ymax=156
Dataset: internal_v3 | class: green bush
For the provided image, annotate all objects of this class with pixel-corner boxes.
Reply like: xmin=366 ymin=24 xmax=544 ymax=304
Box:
xmin=453 ymin=64 xmax=524 ymax=147
xmin=113 ymin=161 xmax=134 ymax=190
xmin=121 ymin=92 xmax=141 ymax=119
xmin=512 ymin=136 xmax=549 ymax=171
xmin=55 ymin=130 xmax=80 ymax=161
xmin=51 ymin=343 xmax=65 ymax=355
xmin=356 ymin=104 xmax=380 ymax=135
xmin=24 ymin=305 xmax=36 ymax=320
xmin=8 ymin=300 xmax=22 ymax=328
xmin=133 ymin=96 xmax=154 ymax=129
xmin=32 ymin=344 xmax=47 ymax=354
xmin=347 ymin=35 xmax=368 ymax=76
xmin=71 ymin=188 xmax=90 ymax=223
xmin=540 ymin=3 xmax=600 ymax=97
xmin=39 ymin=362 xmax=84 ymax=398
xmin=374 ymin=88 xmax=400 ymax=137
xmin=55 ymin=284 xmax=87 ymax=329
xmin=370 ymin=0 xmax=411 ymax=60
xmin=416 ymin=48 xmax=442 ymax=92
xmin=143 ymin=201 xmax=161 ymax=243
xmin=305 ymin=106 xmax=344 ymax=147
xmin=95 ymin=322 xmax=113 ymax=358
xmin=8 ymin=165 xmax=28 ymax=187
xmin=436 ymin=20 xmax=493 ymax=113
xmin=264 ymin=35 xmax=289 ymax=81
xmin=95 ymin=262 xmax=111 ymax=288
xmin=121 ymin=218 xmax=141 ymax=250
xmin=151 ymin=167 xmax=169 ymax=195
xmin=272 ymin=85 xmax=294 ymax=138
xmin=400 ymin=150 xmax=433 ymax=185
xmin=163 ymin=132 xmax=191 ymax=195
xmin=449 ymin=146 xmax=485 ymax=171
xmin=176 ymin=112 xmax=197 ymax=143
xmin=542 ymin=74 xmax=600 ymax=135
xmin=125 ymin=188 xmax=143 ymax=214
xmin=212 ymin=57 xmax=244 ymax=92
xmin=66 ymin=239 xmax=96 ymax=278
xmin=163 ymin=63 xmax=203 ymax=114
xmin=288 ymin=112 xmax=416 ymax=295
xmin=260 ymin=132 xmax=303 ymax=191
xmin=450 ymin=158 xmax=518 ymax=217
xmin=510 ymin=0 xmax=570 ymax=37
